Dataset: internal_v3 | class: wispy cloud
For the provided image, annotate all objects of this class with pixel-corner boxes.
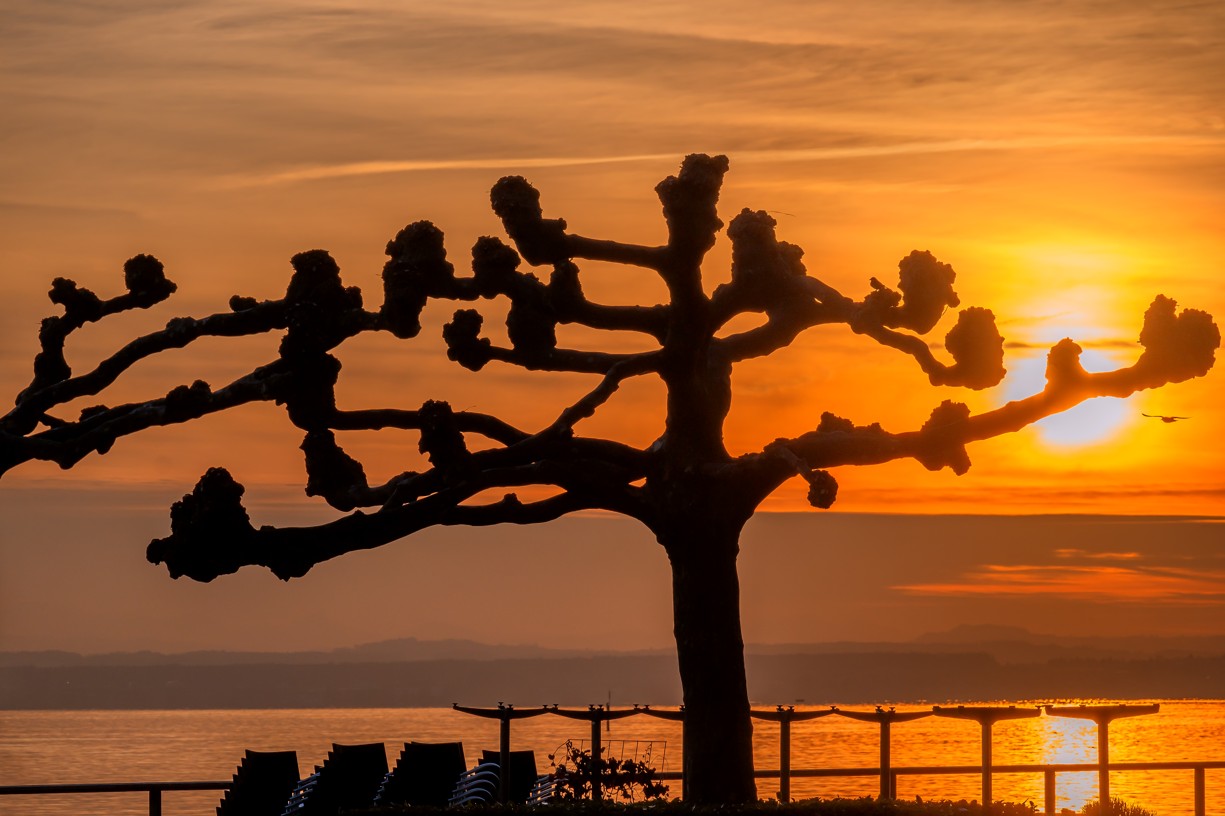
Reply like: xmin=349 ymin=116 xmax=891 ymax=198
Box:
xmin=1054 ymin=548 xmax=1142 ymax=560
xmin=210 ymin=135 xmax=1225 ymax=189
xmin=1003 ymin=338 xmax=1140 ymax=351
xmin=840 ymin=484 xmax=1225 ymax=510
xmin=896 ymin=563 xmax=1225 ymax=604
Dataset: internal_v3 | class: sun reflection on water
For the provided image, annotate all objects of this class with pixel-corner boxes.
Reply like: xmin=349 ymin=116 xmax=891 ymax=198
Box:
xmin=1038 ymin=713 xmax=1099 ymax=810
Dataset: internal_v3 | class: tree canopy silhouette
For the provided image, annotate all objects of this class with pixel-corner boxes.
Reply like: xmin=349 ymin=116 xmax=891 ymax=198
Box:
xmin=1 ymin=154 xmax=1218 ymax=803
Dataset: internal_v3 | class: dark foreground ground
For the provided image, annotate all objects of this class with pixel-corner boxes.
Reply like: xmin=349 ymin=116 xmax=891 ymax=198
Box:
xmin=352 ymin=800 xmax=1116 ymax=816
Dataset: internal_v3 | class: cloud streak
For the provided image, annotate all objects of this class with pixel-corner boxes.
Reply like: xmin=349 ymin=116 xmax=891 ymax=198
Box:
xmin=211 ymin=134 xmax=1225 ymax=189
xmin=896 ymin=563 xmax=1225 ymax=604
xmin=1054 ymin=548 xmax=1142 ymax=560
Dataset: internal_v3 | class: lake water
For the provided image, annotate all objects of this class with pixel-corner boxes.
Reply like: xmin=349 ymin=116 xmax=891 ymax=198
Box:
xmin=1 ymin=700 xmax=1222 ymax=815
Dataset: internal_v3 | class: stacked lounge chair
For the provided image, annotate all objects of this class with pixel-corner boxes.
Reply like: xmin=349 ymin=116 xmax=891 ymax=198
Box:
xmin=448 ymin=761 xmax=500 ymax=805
xmin=375 ymin=741 xmax=467 ymax=806
xmin=217 ymin=750 xmax=300 ymax=816
xmin=281 ymin=743 xmax=388 ymax=816
xmin=481 ymin=750 xmax=541 ymax=803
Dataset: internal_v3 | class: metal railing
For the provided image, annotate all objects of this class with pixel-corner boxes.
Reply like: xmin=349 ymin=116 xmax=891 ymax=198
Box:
xmin=0 ymin=780 xmax=229 ymax=816
xmin=1 ymin=762 xmax=1222 ymax=815
xmin=451 ymin=702 xmax=1223 ymax=813
xmin=642 ymin=761 xmax=1224 ymax=815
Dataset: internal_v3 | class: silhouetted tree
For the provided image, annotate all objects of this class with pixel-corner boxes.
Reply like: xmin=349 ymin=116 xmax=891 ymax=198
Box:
xmin=1 ymin=155 xmax=1218 ymax=803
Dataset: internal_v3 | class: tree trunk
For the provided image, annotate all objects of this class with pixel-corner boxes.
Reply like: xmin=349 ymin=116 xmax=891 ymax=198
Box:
xmin=664 ymin=519 xmax=757 ymax=803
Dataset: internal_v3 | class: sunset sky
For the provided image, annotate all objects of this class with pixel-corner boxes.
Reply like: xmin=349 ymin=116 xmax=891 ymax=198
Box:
xmin=1 ymin=0 xmax=1222 ymax=653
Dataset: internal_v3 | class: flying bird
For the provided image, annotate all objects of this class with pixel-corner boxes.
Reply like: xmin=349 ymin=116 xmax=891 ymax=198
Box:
xmin=1143 ymin=413 xmax=1190 ymax=423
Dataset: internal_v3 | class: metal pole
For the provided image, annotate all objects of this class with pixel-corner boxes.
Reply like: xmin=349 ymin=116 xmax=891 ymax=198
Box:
xmin=981 ymin=720 xmax=993 ymax=811
xmin=148 ymin=788 xmax=161 ymax=816
xmin=879 ymin=720 xmax=892 ymax=800
xmin=1044 ymin=770 xmax=1056 ymax=816
xmin=499 ymin=716 xmax=511 ymax=803
xmin=1098 ymin=720 xmax=1110 ymax=814
xmin=1194 ymin=767 xmax=1205 ymax=816
xmin=779 ymin=717 xmax=791 ymax=802
xmin=590 ymin=716 xmax=603 ymax=801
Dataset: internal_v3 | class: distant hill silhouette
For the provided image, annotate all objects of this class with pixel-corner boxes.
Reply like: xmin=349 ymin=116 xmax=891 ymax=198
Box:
xmin=2 ymin=628 xmax=1222 ymax=709
xmin=4 ymin=627 xmax=1223 ymax=669
xmin=0 ymin=637 xmax=647 ymax=668
xmin=2 ymin=652 xmax=1222 ymax=709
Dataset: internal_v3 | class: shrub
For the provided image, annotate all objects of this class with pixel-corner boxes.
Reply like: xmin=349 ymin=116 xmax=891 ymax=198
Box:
xmin=548 ymin=740 xmax=670 ymax=801
xmin=1079 ymin=799 xmax=1158 ymax=816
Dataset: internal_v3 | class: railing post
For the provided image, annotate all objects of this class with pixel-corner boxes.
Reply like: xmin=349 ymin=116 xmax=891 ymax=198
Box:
xmin=148 ymin=787 xmax=161 ymax=816
xmin=590 ymin=714 xmax=603 ymax=801
xmin=879 ymin=720 xmax=891 ymax=799
xmin=932 ymin=706 xmax=1040 ymax=815
xmin=981 ymin=720 xmax=993 ymax=811
xmin=778 ymin=715 xmax=791 ymax=802
xmin=1044 ymin=769 xmax=1056 ymax=816
xmin=889 ymin=771 xmax=898 ymax=799
xmin=454 ymin=704 xmax=556 ymax=803
xmin=1043 ymin=705 xmax=1159 ymax=816
xmin=751 ymin=705 xmax=835 ymax=804
xmin=499 ymin=716 xmax=511 ymax=803
xmin=1194 ymin=766 xmax=1206 ymax=816
xmin=832 ymin=707 xmax=932 ymax=802
xmin=1098 ymin=720 xmax=1110 ymax=814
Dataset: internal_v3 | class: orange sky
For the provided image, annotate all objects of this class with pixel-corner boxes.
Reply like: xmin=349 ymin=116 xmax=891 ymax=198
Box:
xmin=1 ymin=0 xmax=1223 ymax=651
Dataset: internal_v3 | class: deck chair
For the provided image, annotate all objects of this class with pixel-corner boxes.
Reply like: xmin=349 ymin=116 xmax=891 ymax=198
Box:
xmin=481 ymin=749 xmax=540 ymax=804
xmin=375 ymin=741 xmax=466 ymax=806
xmin=448 ymin=761 xmax=500 ymax=805
xmin=217 ymin=749 xmax=300 ymax=816
xmin=281 ymin=742 xmax=388 ymax=816
xmin=526 ymin=773 xmax=559 ymax=805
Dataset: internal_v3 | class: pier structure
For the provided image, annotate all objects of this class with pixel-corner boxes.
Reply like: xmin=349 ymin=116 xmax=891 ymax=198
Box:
xmin=933 ymin=705 xmax=1042 ymax=809
xmin=451 ymin=703 xmax=554 ymax=802
xmin=549 ymin=704 xmax=643 ymax=800
xmin=751 ymin=705 xmax=838 ymax=801
xmin=1044 ymin=703 xmax=1161 ymax=812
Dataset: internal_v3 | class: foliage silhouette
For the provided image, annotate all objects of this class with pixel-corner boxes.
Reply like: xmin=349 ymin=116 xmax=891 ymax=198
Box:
xmin=548 ymin=741 xmax=669 ymax=802
xmin=1 ymin=154 xmax=1219 ymax=803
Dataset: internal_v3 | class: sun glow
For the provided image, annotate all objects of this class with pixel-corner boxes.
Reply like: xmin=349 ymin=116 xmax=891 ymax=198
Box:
xmin=999 ymin=273 xmax=1143 ymax=450
xmin=1003 ymin=348 xmax=1136 ymax=448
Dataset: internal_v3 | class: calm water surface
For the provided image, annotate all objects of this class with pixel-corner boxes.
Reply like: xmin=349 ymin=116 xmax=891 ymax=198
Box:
xmin=2 ymin=700 xmax=1222 ymax=815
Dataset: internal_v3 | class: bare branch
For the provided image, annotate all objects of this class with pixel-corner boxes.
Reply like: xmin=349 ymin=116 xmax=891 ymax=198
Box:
xmin=2 ymin=363 xmax=284 ymax=474
xmin=488 ymin=176 xmax=665 ymax=270
xmin=442 ymin=308 xmax=663 ymax=375
xmin=5 ymin=302 xmax=292 ymax=432
xmin=299 ymin=392 xmax=649 ymax=513
xmin=767 ymin=296 xmax=1220 ymax=501
xmin=565 ymin=234 xmax=667 ymax=269
xmin=10 ymin=255 xmax=177 ymax=431
xmin=708 ymin=213 xmax=1003 ymax=387
xmin=716 ymin=301 xmax=844 ymax=362
xmin=145 ymin=466 xmax=645 ymax=581
xmin=547 ymin=261 xmax=669 ymax=341
xmin=855 ymin=306 xmax=1006 ymax=390
xmin=329 ymin=408 xmax=530 ymax=447
xmin=547 ymin=355 xmax=661 ymax=433
xmin=710 ymin=209 xmax=822 ymax=326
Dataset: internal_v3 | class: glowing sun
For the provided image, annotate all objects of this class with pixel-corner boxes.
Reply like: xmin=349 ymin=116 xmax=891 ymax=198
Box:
xmin=1003 ymin=347 xmax=1135 ymax=448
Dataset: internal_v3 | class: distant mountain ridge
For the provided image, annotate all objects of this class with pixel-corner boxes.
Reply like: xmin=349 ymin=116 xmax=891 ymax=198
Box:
xmin=4 ymin=627 xmax=1223 ymax=668
xmin=0 ymin=636 xmax=656 ymax=668
xmin=4 ymin=651 xmax=1223 ymax=709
